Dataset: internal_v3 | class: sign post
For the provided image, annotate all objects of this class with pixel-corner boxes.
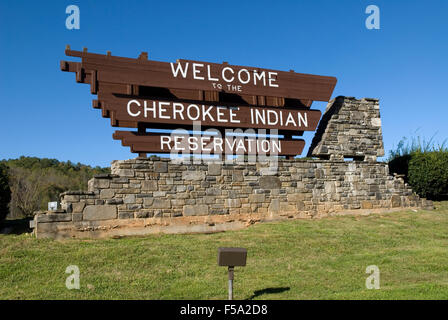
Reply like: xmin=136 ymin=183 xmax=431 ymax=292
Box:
xmin=218 ymin=247 xmax=247 ymax=300
xmin=228 ymin=266 xmax=234 ymax=300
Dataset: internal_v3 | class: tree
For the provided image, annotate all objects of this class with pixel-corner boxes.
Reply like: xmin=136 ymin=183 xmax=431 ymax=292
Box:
xmin=1 ymin=156 xmax=110 ymax=218
xmin=0 ymin=163 xmax=11 ymax=222
xmin=8 ymin=167 xmax=45 ymax=217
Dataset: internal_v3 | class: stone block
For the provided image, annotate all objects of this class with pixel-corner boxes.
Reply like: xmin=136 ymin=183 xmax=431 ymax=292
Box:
xmin=391 ymin=195 xmax=401 ymax=208
xmin=208 ymin=163 xmax=222 ymax=176
xmin=127 ymin=204 xmax=142 ymax=210
xmin=135 ymin=211 xmax=151 ymax=218
xmin=296 ymin=200 xmax=305 ymax=211
xmin=154 ymin=161 xmax=168 ymax=173
xmin=268 ymin=199 xmax=280 ymax=213
xmin=204 ymin=196 xmax=216 ymax=204
xmin=152 ymin=199 xmax=171 ymax=209
xmin=83 ymin=205 xmax=117 ymax=221
xmin=64 ymin=195 xmax=80 ymax=202
xmin=371 ymin=118 xmax=381 ymax=127
xmin=123 ymin=194 xmax=136 ymax=204
xmin=361 ymin=200 xmax=373 ymax=209
xmin=183 ymin=171 xmax=205 ymax=181
xmin=183 ymin=204 xmax=209 ymax=216
xmin=142 ymin=180 xmax=158 ymax=191
xmin=106 ymin=198 xmax=123 ymax=205
xmin=118 ymin=212 xmax=134 ymax=219
xmin=92 ymin=178 xmax=110 ymax=189
xmin=206 ymin=188 xmax=222 ymax=196
xmin=280 ymin=202 xmax=296 ymax=212
xmin=60 ymin=202 xmax=71 ymax=213
xmin=287 ymin=194 xmax=305 ymax=202
xmin=210 ymin=208 xmax=229 ymax=215
xmin=259 ymin=176 xmax=281 ymax=189
xmin=225 ymin=199 xmax=241 ymax=208
xmin=100 ymin=189 xmax=115 ymax=199
xmin=72 ymin=213 xmax=83 ymax=222
xmin=36 ymin=213 xmax=72 ymax=223
xmin=249 ymin=194 xmax=265 ymax=203
xmin=171 ymin=199 xmax=185 ymax=207
xmin=232 ymin=171 xmax=244 ymax=182
xmin=72 ymin=202 xmax=86 ymax=213
xmin=117 ymin=169 xmax=135 ymax=177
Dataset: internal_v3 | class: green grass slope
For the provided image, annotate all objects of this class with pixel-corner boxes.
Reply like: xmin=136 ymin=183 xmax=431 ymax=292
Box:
xmin=1 ymin=202 xmax=448 ymax=300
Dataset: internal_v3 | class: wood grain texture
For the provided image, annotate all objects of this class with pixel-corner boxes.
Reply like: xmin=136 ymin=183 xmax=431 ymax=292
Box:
xmin=61 ymin=47 xmax=337 ymax=156
xmin=113 ymin=130 xmax=305 ymax=155
xmin=63 ymin=48 xmax=337 ymax=102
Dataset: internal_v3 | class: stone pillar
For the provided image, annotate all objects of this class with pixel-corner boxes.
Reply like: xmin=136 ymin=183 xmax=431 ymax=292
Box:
xmin=307 ymin=96 xmax=384 ymax=162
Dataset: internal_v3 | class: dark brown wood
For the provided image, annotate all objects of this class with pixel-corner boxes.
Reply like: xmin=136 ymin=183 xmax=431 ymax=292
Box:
xmin=61 ymin=61 xmax=313 ymax=108
xmin=90 ymin=70 xmax=97 ymax=94
xmin=97 ymin=96 xmax=321 ymax=132
xmin=137 ymin=124 xmax=147 ymax=158
xmin=113 ymin=130 xmax=305 ymax=156
xmin=64 ymin=49 xmax=337 ymax=102
xmin=61 ymin=47 xmax=337 ymax=157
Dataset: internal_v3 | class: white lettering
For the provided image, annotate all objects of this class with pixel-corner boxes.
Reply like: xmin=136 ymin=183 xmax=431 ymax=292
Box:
xmin=160 ymin=136 xmax=171 ymax=150
xmin=172 ymin=103 xmax=184 ymax=120
xmin=202 ymin=105 xmax=214 ymax=122
xmin=237 ymin=69 xmax=250 ymax=84
xmin=229 ymin=108 xmax=240 ymax=123
xmin=222 ymin=67 xmax=235 ymax=82
xmin=170 ymin=62 xmax=189 ymax=78
xmin=216 ymin=107 xmax=228 ymax=123
xmin=268 ymin=72 xmax=279 ymax=87
xmin=186 ymin=104 xmax=200 ymax=121
xmin=127 ymin=99 xmax=141 ymax=117
xmin=207 ymin=65 xmax=219 ymax=81
xmin=254 ymin=70 xmax=266 ymax=86
xmin=267 ymin=110 xmax=278 ymax=125
xmin=192 ymin=63 xmax=204 ymax=80
xmin=298 ymin=112 xmax=308 ymax=127
xmin=144 ymin=101 xmax=156 ymax=118
xmin=158 ymin=102 xmax=170 ymax=119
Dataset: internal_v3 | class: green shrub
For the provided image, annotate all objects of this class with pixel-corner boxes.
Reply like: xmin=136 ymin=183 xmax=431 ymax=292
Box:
xmin=388 ymin=154 xmax=412 ymax=182
xmin=408 ymin=151 xmax=448 ymax=200
xmin=0 ymin=163 xmax=11 ymax=222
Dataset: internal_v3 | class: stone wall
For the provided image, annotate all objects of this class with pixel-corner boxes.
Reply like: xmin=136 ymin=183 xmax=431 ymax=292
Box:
xmin=31 ymin=96 xmax=433 ymax=239
xmin=308 ymin=96 xmax=384 ymax=161
xmin=31 ymin=158 xmax=432 ymax=239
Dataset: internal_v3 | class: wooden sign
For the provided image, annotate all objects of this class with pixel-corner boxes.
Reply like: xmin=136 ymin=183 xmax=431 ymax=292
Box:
xmin=60 ymin=46 xmax=337 ymax=157
xmin=113 ymin=131 xmax=305 ymax=156
xmin=98 ymin=97 xmax=321 ymax=131
xmin=63 ymin=48 xmax=337 ymax=101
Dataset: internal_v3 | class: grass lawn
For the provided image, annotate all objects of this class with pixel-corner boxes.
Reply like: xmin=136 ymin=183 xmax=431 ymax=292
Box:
xmin=1 ymin=202 xmax=448 ymax=300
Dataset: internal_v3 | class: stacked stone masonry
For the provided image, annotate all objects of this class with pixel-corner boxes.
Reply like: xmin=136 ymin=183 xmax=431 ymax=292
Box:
xmin=308 ymin=96 xmax=384 ymax=161
xmin=31 ymin=97 xmax=433 ymax=239
xmin=32 ymin=158 xmax=432 ymax=238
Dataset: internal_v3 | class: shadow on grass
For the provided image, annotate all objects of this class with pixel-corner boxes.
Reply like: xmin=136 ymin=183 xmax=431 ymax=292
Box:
xmin=247 ymin=287 xmax=290 ymax=300
xmin=0 ymin=218 xmax=32 ymax=235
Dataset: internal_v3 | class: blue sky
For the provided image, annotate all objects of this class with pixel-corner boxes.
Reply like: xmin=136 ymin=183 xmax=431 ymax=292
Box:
xmin=1 ymin=0 xmax=447 ymax=167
